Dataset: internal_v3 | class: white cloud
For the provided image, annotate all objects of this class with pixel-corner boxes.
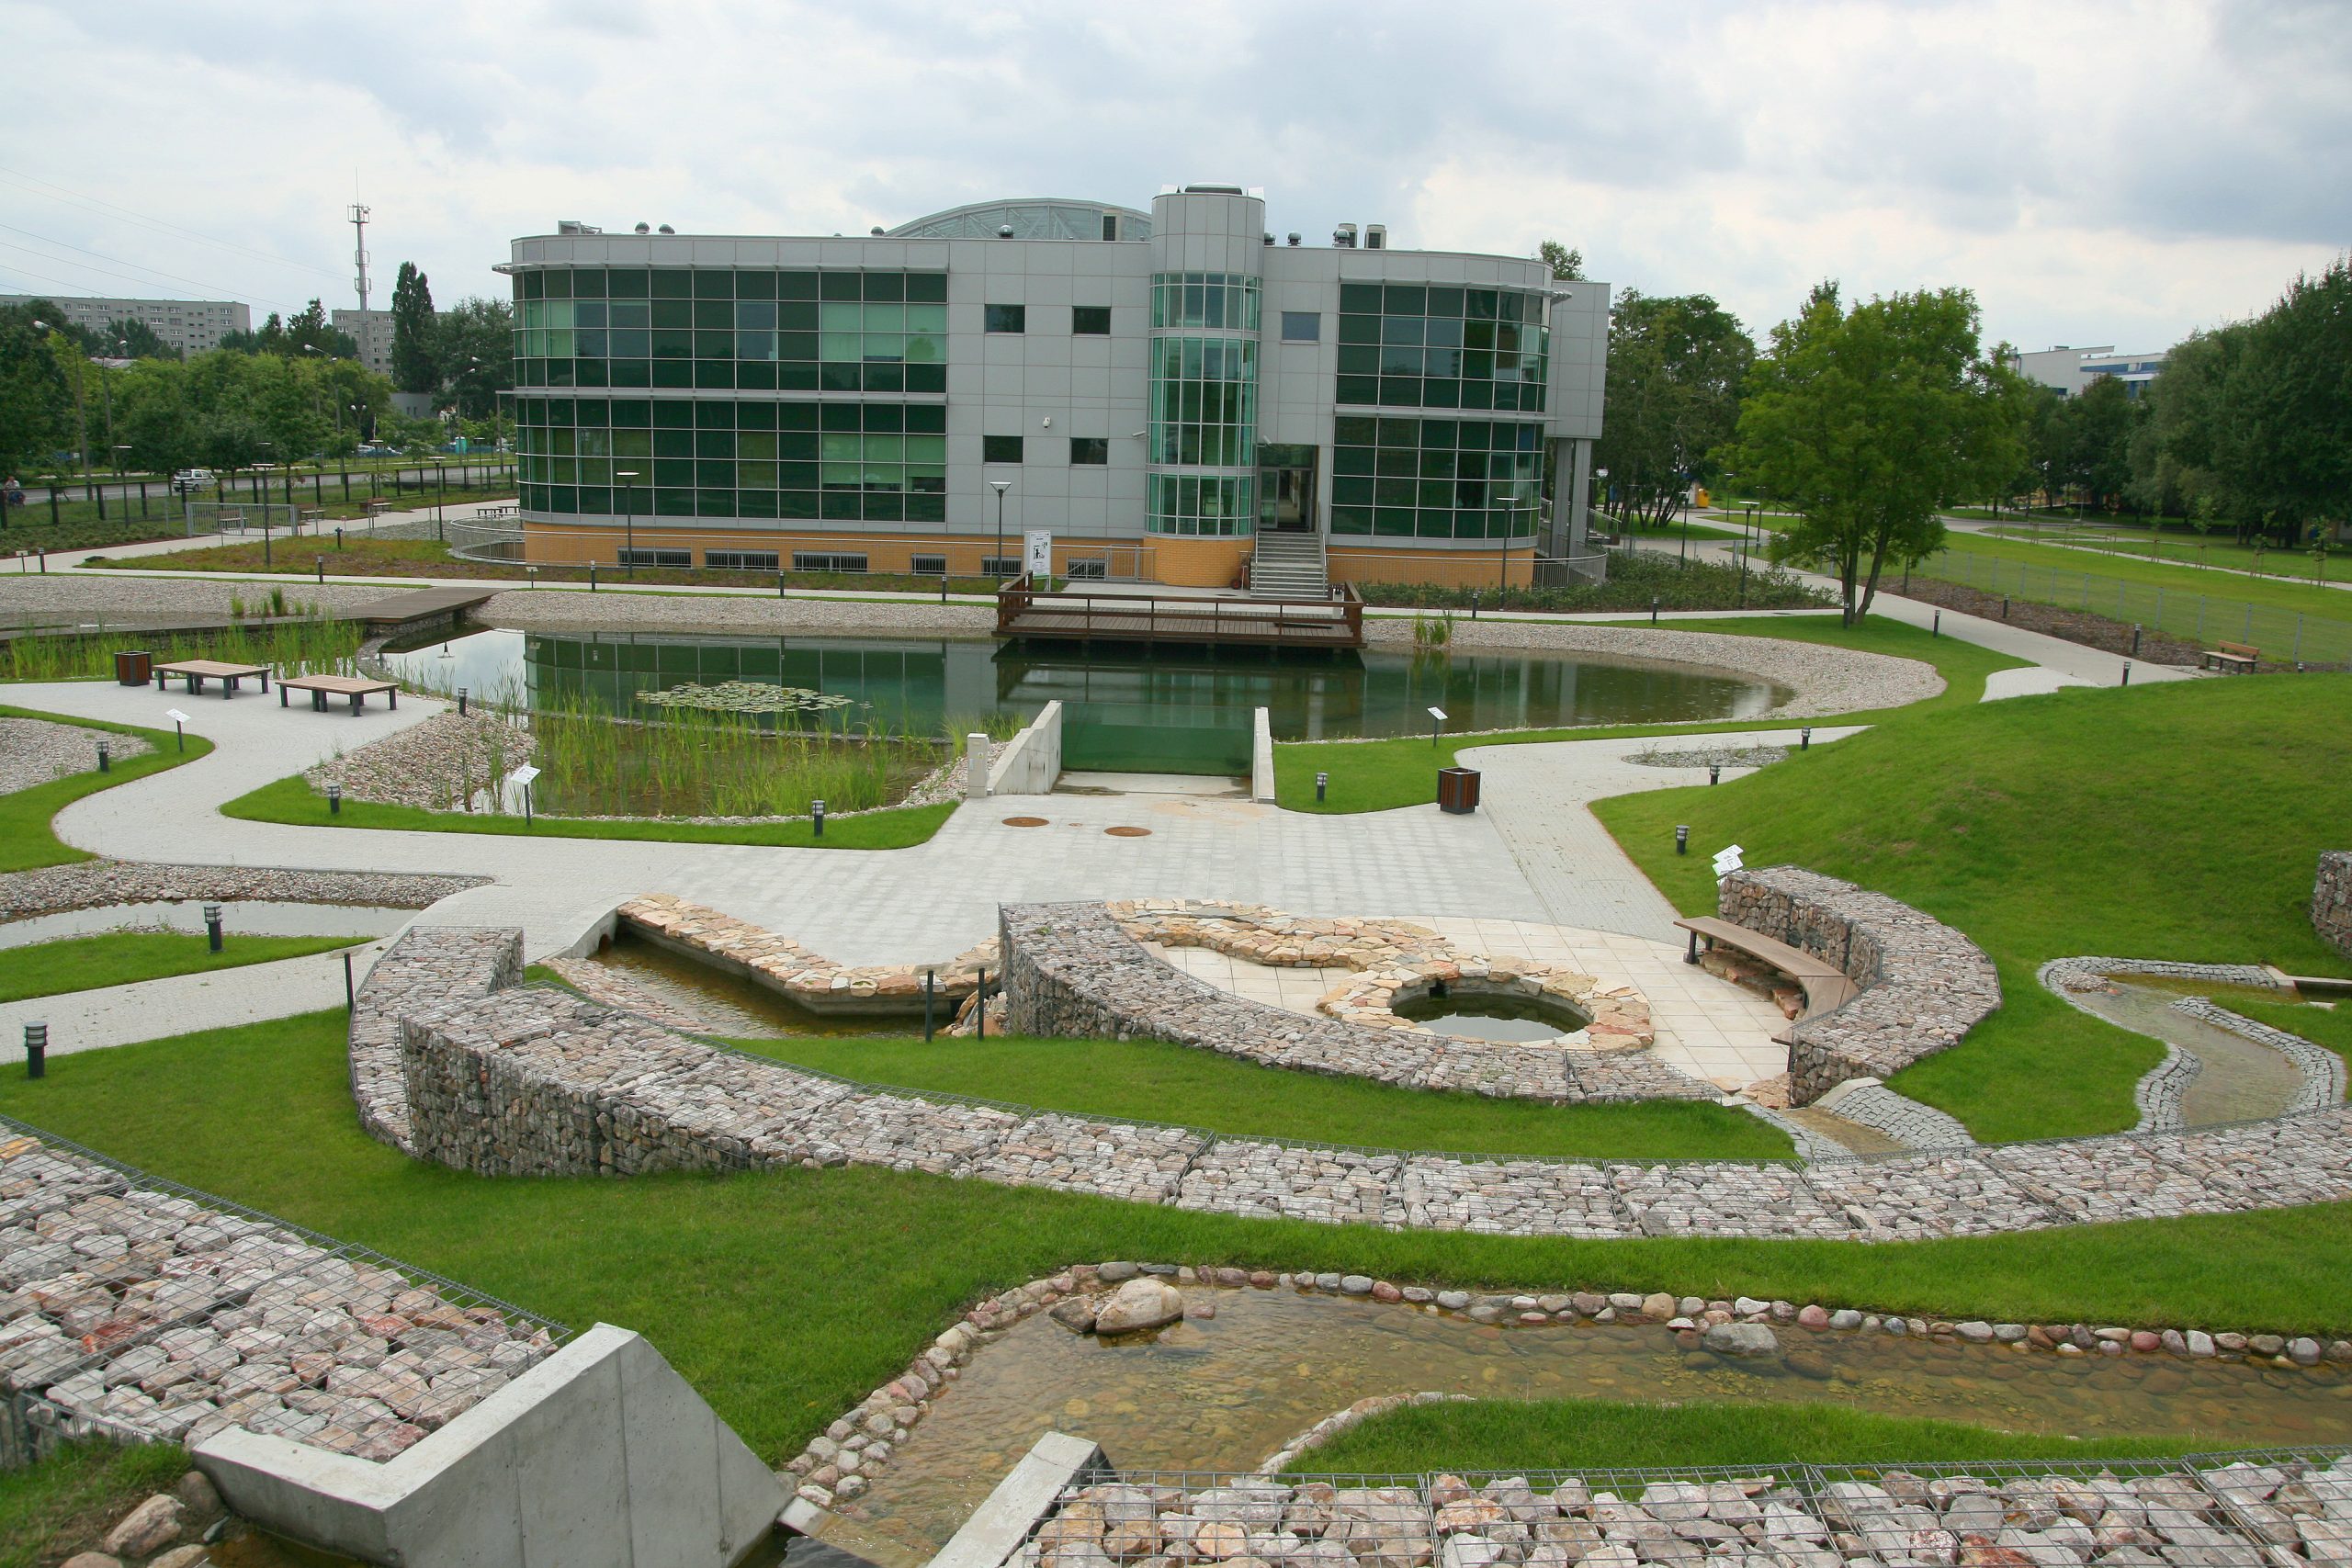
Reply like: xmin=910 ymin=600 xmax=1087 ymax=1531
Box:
xmin=0 ymin=0 xmax=2341 ymax=350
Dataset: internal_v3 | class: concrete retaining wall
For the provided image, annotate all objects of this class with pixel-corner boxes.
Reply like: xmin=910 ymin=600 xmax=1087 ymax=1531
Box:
xmin=2317 ymin=851 xmax=2352 ymax=961
xmin=198 ymin=1324 xmax=781 ymax=1568
xmin=1251 ymin=707 xmax=1274 ymax=802
xmin=988 ymin=702 xmax=1063 ymax=795
xmin=1717 ymin=866 xmax=2000 ymax=1103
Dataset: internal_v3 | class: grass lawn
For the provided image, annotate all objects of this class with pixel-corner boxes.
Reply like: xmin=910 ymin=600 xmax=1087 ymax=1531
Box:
xmin=0 ymin=930 xmax=365 ymax=1003
xmin=6 ymin=1009 xmax=2352 ymax=1471
xmin=1300 ymin=1398 xmax=2208 ymax=1474
xmin=1592 ymin=675 xmax=2352 ymax=1141
xmin=219 ymin=773 xmax=956 ymax=850
xmin=0 ymin=1438 xmax=189 ymax=1568
xmin=1924 ymin=533 xmax=2352 ymax=627
xmin=2229 ymin=997 xmax=2352 ymax=1066
xmin=719 ymin=1032 xmax=1793 ymax=1161
xmin=1274 ymin=615 xmax=2023 ymax=813
xmin=0 ymin=704 xmax=213 ymax=872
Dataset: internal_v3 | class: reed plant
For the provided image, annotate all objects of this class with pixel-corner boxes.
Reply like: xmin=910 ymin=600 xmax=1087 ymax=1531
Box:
xmin=2 ymin=612 xmax=360 ymax=682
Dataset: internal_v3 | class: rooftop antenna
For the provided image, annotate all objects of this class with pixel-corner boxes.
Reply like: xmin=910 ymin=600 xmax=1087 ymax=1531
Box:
xmin=348 ymin=197 xmax=372 ymax=312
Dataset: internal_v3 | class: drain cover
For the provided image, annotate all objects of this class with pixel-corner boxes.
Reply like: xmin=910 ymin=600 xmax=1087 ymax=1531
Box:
xmin=1001 ymin=816 xmax=1049 ymax=828
xmin=1104 ymin=825 xmax=1152 ymax=838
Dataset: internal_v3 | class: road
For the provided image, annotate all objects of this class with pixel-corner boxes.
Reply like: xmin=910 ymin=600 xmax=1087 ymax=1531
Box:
xmin=9 ymin=461 xmax=515 ymax=506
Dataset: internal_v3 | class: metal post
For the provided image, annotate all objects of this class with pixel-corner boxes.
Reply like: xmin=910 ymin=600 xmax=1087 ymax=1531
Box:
xmin=328 ymin=783 xmax=342 ymax=815
xmin=458 ymin=686 xmax=469 ymax=717
xmin=976 ymin=968 xmax=987 ymax=1039
xmin=96 ymin=741 xmax=109 ymax=773
xmin=344 ymin=950 xmax=356 ymax=1012
xmin=1315 ymin=771 xmax=1329 ymax=803
xmin=1675 ymin=825 xmax=1689 ymax=855
xmin=1708 ymin=764 xmax=1721 ymax=785
xmin=590 ymin=561 xmax=598 ymax=592
xmin=1800 ymin=726 xmax=1812 ymax=750
xmin=1932 ymin=611 xmax=1940 ymax=637
xmin=1650 ymin=597 xmax=1659 ymax=626
xmin=777 ymin=571 xmax=786 ymax=599
xmin=923 ymin=969 xmax=936 ymax=1042
xmin=316 ymin=554 xmax=325 ymax=584
xmin=2120 ymin=661 xmax=2132 ymax=687
xmin=524 ymin=783 xmax=534 ymax=828
xmin=811 ymin=798 xmax=826 ymax=837
xmin=203 ymin=902 xmax=223 ymax=953
xmin=23 ymin=1022 xmax=46 ymax=1079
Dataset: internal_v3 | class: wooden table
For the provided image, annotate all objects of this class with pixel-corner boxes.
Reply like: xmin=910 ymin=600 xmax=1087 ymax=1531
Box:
xmin=278 ymin=674 xmax=400 ymax=714
xmin=153 ymin=659 xmax=270 ymax=697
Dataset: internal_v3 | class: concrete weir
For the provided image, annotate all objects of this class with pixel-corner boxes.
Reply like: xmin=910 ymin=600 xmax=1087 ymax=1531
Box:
xmin=198 ymin=1324 xmax=783 ymax=1567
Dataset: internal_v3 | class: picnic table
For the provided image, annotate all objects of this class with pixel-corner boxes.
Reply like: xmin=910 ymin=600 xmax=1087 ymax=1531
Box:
xmin=153 ymin=659 xmax=269 ymax=698
xmin=278 ymin=674 xmax=400 ymax=715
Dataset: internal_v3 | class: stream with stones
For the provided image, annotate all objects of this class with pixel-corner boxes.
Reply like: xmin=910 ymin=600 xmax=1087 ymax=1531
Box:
xmin=2066 ymin=977 xmax=2318 ymax=1125
xmin=814 ymin=1285 xmax=2352 ymax=1568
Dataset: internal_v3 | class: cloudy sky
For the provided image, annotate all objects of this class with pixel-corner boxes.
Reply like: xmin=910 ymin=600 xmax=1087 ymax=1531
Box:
xmin=4 ymin=0 xmax=2345 ymax=354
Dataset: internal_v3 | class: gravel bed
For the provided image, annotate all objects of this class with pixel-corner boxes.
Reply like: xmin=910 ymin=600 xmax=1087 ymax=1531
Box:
xmin=1629 ymin=743 xmax=1790 ymax=771
xmin=0 ymin=716 xmax=152 ymax=792
xmin=479 ymin=588 xmax=991 ymax=637
xmin=0 ymin=863 xmax=485 ymax=924
xmin=0 ymin=578 xmax=389 ymax=617
xmin=310 ymin=711 xmax=535 ymax=811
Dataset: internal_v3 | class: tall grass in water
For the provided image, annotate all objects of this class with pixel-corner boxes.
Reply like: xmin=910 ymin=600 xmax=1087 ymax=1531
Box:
xmin=3 ymin=612 xmax=360 ymax=682
xmin=524 ymin=686 xmax=941 ymax=818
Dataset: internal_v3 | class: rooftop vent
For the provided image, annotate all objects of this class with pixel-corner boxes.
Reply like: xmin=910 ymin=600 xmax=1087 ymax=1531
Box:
xmin=1364 ymin=223 xmax=1387 ymax=250
xmin=656 ymin=223 xmax=674 ymax=234
xmin=871 ymin=226 xmax=885 ymax=236
xmin=1182 ymin=184 xmax=1246 ymax=195
xmin=634 ymin=222 xmax=650 ymax=234
xmin=997 ymin=224 xmax=1014 ymax=238
xmin=556 ymin=220 xmax=603 ymax=235
xmin=1334 ymin=222 xmax=1358 ymax=248
xmin=1287 ymin=232 xmax=1302 ymax=246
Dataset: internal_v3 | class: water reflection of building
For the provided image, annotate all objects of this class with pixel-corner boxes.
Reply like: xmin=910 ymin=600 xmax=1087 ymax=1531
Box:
xmin=503 ymin=188 xmax=1610 ymax=592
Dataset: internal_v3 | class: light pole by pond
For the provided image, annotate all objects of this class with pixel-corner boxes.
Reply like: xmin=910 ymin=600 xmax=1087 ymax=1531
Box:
xmin=989 ymin=479 xmax=1012 ymax=581
xmin=616 ymin=469 xmax=640 ymax=576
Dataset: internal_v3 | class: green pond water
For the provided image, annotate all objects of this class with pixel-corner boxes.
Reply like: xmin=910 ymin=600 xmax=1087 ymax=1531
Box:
xmin=819 ymin=1284 xmax=2352 ymax=1568
xmin=382 ymin=627 xmax=1786 ymax=775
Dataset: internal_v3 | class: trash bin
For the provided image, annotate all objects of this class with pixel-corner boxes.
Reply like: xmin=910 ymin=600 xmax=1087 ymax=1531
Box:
xmin=1437 ymin=766 xmax=1482 ymax=815
xmin=114 ymin=649 xmax=152 ymax=686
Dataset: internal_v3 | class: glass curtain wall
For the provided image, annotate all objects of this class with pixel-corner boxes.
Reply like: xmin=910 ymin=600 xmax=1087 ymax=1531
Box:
xmin=1146 ymin=272 xmax=1261 ymax=537
xmin=1334 ymin=281 xmax=1549 ymax=412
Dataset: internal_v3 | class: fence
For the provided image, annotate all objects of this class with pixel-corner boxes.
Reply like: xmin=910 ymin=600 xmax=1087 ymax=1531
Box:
xmin=1924 ymin=545 xmax=2352 ymax=666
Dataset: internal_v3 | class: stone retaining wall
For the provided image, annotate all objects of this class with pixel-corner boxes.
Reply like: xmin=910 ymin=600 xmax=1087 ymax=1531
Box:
xmin=618 ymin=894 xmax=992 ymax=1011
xmin=0 ymin=863 xmax=485 ymax=925
xmin=2317 ymin=851 xmax=2352 ymax=960
xmin=1002 ymin=902 xmax=1705 ymax=1104
xmin=355 ymin=925 xmax=2352 ymax=1244
xmin=1717 ymin=866 xmax=2001 ymax=1103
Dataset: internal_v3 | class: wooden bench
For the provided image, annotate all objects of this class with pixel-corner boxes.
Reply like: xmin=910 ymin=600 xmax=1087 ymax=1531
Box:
xmin=363 ymin=498 xmax=392 ymax=519
xmin=153 ymin=659 xmax=269 ymax=698
xmin=2204 ymin=640 xmax=2259 ymax=673
xmin=278 ymin=673 xmax=400 ymax=714
xmin=1674 ymin=916 xmax=1860 ymax=1042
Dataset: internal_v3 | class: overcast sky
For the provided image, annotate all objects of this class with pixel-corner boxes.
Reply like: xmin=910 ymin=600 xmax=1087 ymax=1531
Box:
xmin=5 ymin=0 xmax=2345 ymax=354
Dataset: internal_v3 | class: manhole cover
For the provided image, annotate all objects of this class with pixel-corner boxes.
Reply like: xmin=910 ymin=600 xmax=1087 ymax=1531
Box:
xmin=1001 ymin=816 xmax=1049 ymax=828
xmin=1104 ymin=826 xmax=1152 ymax=838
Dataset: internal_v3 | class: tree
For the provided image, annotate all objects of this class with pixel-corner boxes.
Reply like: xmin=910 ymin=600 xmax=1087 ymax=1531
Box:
xmin=2063 ymin=375 xmax=2140 ymax=513
xmin=220 ymin=300 xmax=359 ymax=360
xmin=101 ymin=318 xmax=181 ymax=360
xmin=1591 ymin=290 xmax=1754 ymax=530
xmin=431 ymin=297 xmax=514 ymax=419
xmin=1736 ymin=284 xmax=2025 ymax=625
xmin=0 ymin=300 xmax=74 ymax=473
xmin=1537 ymin=240 xmax=1585 ymax=281
xmin=390 ymin=262 xmax=437 ymax=394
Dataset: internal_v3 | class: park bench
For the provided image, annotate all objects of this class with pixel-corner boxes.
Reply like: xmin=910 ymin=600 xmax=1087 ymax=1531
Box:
xmin=472 ymin=502 xmax=517 ymax=521
xmin=1674 ymin=915 xmax=1859 ymax=1043
xmin=296 ymin=508 xmax=325 ymax=533
xmin=2203 ymin=640 xmax=2259 ymax=673
xmin=278 ymin=673 xmax=400 ymax=714
xmin=363 ymin=498 xmax=392 ymax=519
xmin=153 ymin=658 xmax=269 ymax=698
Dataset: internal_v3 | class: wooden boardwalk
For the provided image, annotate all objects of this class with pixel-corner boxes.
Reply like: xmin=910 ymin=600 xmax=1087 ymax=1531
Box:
xmin=349 ymin=586 xmax=503 ymax=637
xmin=995 ymin=577 xmax=1363 ymax=649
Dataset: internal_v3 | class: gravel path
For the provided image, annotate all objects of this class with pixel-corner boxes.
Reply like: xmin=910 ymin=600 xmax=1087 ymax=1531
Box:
xmin=0 ymin=716 xmax=153 ymax=791
xmin=0 ymin=578 xmax=389 ymax=617
xmin=480 ymin=588 xmax=992 ymax=637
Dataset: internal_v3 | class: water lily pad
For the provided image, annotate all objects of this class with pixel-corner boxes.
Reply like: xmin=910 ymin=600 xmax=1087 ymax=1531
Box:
xmin=634 ymin=682 xmax=854 ymax=715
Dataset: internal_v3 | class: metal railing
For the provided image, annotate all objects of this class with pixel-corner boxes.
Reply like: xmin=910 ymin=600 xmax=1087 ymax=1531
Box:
xmin=994 ymin=573 xmax=1366 ymax=645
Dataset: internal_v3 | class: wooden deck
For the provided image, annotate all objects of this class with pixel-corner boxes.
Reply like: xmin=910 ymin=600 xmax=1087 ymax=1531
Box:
xmin=350 ymin=585 xmax=503 ymax=637
xmin=994 ymin=576 xmax=1363 ymax=649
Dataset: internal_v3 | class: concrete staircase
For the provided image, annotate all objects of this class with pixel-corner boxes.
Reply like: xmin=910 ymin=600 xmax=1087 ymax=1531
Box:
xmin=1249 ymin=531 xmax=1329 ymax=598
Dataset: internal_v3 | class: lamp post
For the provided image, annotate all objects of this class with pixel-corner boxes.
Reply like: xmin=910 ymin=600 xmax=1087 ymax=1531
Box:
xmin=988 ymin=479 xmax=1012 ymax=581
xmin=616 ymin=469 xmax=639 ymax=576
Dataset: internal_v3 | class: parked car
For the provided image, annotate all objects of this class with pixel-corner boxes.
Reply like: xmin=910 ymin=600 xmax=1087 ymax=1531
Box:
xmin=172 ymin=468 xmax=216 ymax=493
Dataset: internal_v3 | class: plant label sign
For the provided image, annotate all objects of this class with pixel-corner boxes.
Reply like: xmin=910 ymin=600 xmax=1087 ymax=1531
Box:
xmin=1023 ymin=529 xmax=1053 ymax=579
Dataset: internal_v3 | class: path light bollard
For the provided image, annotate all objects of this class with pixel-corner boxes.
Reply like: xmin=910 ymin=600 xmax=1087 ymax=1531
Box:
xmin=328 ymin=783 xmax=342 ymax=816
xmin=1650 ymin=596 xmax=1659 ymax=626
xmin=24 ymin=1022 xmax=46 ymax=1080
xmin=923 ymin=969 xmax=936 ymax=1042
xmin=203 ymin=903 xmax=223 ymax=953
xmin=811 ymin=798 xmax=826 ymax=838
xmin=335 ymin=525 xmax=345 ymax=549
xmin=343 ymin=950 xmax=356 ymax=1012
xmin=458 ymin=686 xmax=469 ymax=717
xmin=96 ymin=740 xmax=109 ymax=773
xmin=1800 ymin=726 xmax=1813 ymax=751
xmin=1932 ymin=611 xmax=1941 ymax=637
xmin=1709 ymin=763 xmax=1721 ymax=785
xmin=1315 ymin=770 xmax=1329 ymax=803
xmin=777 ymin=571 xmax=786 ymax=599
xmin=1470 ymin=590 xmax=1481 ymax=620
xmin=1676 ymin=824 xmax=1690 ymax=856
xmin=2121 ymin=661 xmax=2132 ymax=688
xmin=315 ymin=555 xmax=325 ymax=585
xmin=940 ymin=573 xmax=949 ymax=604
xmin=2000 ymin=595 xmax=2009 ymax=618
xmin=2131 ymin=623 xmax=2143 ymax=658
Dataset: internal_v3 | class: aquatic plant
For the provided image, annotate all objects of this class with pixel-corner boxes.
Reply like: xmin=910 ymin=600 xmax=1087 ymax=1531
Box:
xmin=633 ymin=681 xmax=854 ymax=716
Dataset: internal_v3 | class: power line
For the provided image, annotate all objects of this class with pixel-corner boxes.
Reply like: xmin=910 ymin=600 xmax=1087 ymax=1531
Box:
xmin=0 ymin=238 xmax=223 ymax=300
xmin=0 ymin=165 xmax=345 ymax=282
xmin=0 ymin=223 xmax=256 ymax=301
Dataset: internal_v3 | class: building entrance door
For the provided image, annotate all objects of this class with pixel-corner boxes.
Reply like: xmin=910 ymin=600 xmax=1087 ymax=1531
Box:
xmin=1257 ymin=445 xmax=1319 ymax=533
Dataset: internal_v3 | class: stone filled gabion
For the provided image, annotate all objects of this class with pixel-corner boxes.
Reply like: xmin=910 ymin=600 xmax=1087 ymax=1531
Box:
xmin=1013 ymin=1458 xmax=2352 ymax=1568
xmin=1003 ymin=902 xmax=1705 ymax=1105
xmin=621 ymin=894 xmax=993 ymax=1010
xmin=356 ymin=925 xmax=2352 ymax=1243
xmin=1717 ymin=866 xmax=2001 ymax=1104
xmin=2316 ymin=852 xmax=2352 ymax=961
xmin=0 ymin=1128 xmax=554 ymax=1463
xmin=0 ymin=863 xmax=485 ymax=925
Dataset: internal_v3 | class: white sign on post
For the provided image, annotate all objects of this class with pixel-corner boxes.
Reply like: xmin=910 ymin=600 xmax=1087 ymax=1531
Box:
xmin=1712 ymin=843 xmax=1746 ymax=883
xmin=1023 ymin=529 xmax=1053 ymax=580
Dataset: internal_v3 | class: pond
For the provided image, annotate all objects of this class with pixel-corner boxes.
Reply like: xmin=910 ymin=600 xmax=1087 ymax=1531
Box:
xmin=817 ymin=1283 xmax=2352 ymax=1568
xmin=382 ymin=627 xmax=1788 ymax=775
xmin=1391 ymin=985 xmax=1594 ymax=1043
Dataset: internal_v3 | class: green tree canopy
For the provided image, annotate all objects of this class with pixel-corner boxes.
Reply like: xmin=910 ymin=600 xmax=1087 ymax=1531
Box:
xmin=1592 ymin=290 xmax=1755 ymax=530
xmin=1737 ymin=283 xmax=2025 ymax=624
xmin=99 ymin=318 xmax=181 ymax=361
xmin=0 ymin=300 xmax=74 ymax=472
xmin=432 ymin=296 xmax=514 ymax=419
xmin=390 ymin=262 xmax=437 ymax=394
xmin=1537 ymin=240 xmax=1586 ymax=281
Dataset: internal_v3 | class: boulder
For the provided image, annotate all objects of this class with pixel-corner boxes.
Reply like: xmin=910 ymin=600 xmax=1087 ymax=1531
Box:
xmin=102 ymin=1495 xmax=184 ymax=1558
xmin=1049 ymin=1297 xmax=1099 ymax=1334
xmin=1701 ymin=1322 xmax=1780 ymax=1359
xmin=1093 ymin=1277 xmax=1185 ymax=1336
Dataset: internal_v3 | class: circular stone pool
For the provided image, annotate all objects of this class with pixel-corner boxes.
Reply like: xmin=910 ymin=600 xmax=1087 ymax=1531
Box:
xmin=1391 ymin=982 xmax=1595 ymax=1043
xmin=381 ymin=628 xmax=1791 ymax=774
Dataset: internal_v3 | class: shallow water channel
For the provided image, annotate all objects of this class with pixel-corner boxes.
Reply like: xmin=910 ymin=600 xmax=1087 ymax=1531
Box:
xmin=2065 ymin=977 xmax=2312 ymax=1124
xmin=384 ymin=627 xmax=1787 ymax=774
xmin=581 ymin=931 xmax=912 ymax=1036
xmin=820 ymin=1286 xmax=2352 ymax=1567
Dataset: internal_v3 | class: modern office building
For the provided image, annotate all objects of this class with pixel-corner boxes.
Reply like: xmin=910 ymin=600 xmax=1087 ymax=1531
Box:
xmin=2009 ymin=344 xmax=2169 ymax=400
xmin=333 ymin=307 xmax=397 ymax=381
xmin=500 ymin=186 xmax=1608 ymax=589
xmin=0 ymin=294 xmax=250 ymax=356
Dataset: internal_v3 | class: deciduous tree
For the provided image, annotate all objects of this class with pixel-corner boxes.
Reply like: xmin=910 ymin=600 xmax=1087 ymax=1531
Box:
xmin=1592 ymin=291 xmax=1754 ymax=530
xmin=390 ymin=262 xmax=437 ymax=394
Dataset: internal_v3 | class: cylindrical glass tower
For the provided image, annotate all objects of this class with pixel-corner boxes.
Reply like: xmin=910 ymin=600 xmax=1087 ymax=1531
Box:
xmin=1145 ymin=188 xmax=1264 ymax=583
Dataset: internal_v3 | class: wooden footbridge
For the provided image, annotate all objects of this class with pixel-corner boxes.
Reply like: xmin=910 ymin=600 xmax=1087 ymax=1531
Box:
xmin=993 ymin=576 xmax=1363 ymax=649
